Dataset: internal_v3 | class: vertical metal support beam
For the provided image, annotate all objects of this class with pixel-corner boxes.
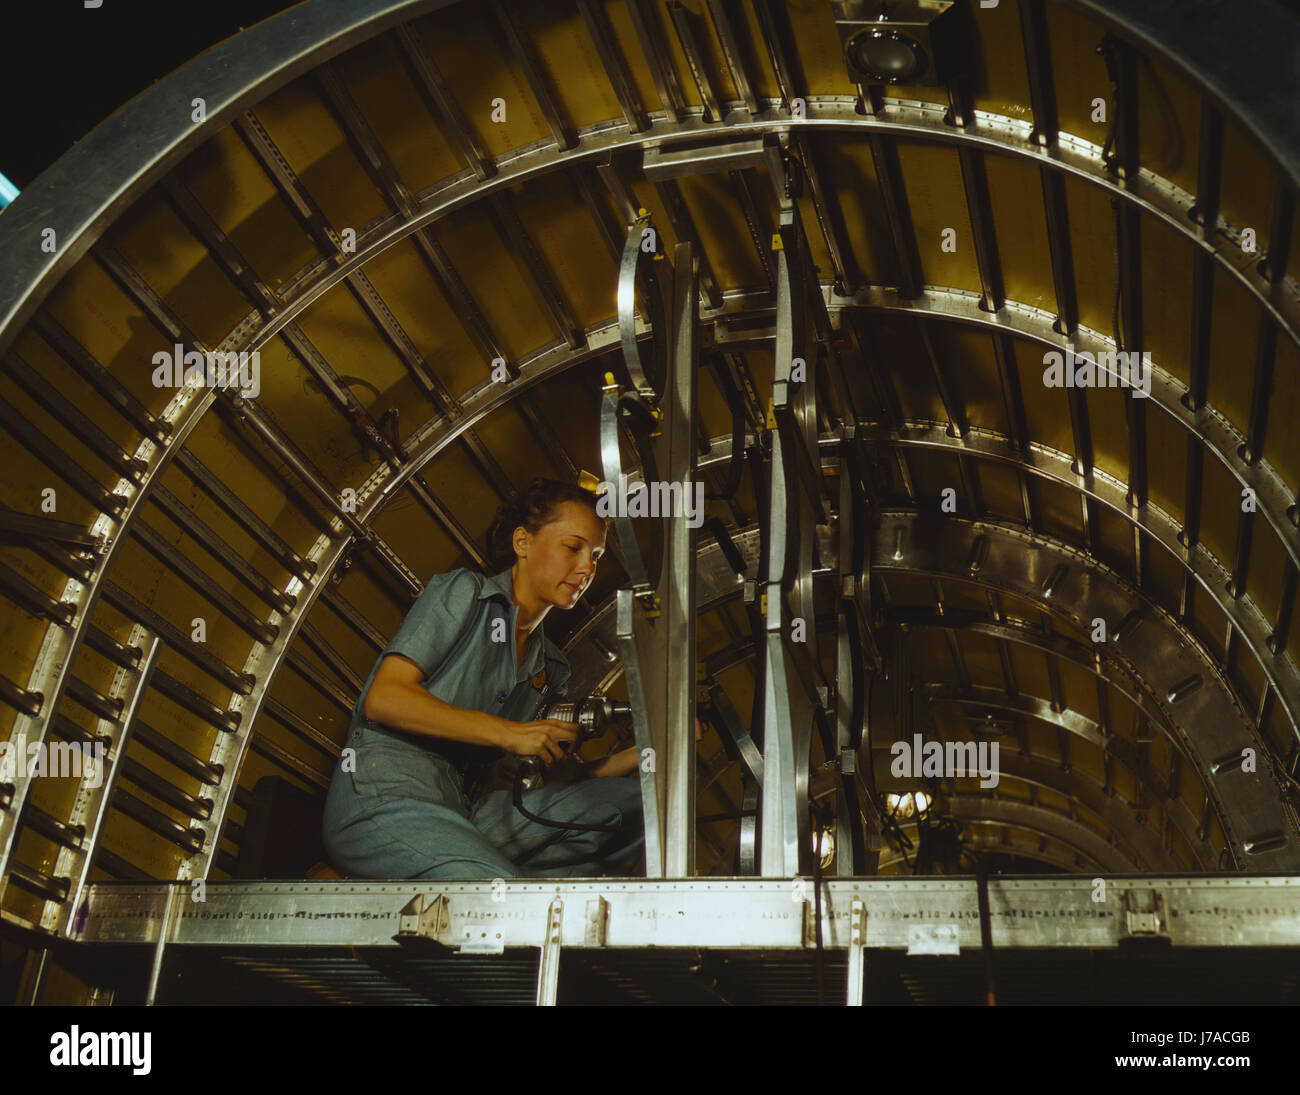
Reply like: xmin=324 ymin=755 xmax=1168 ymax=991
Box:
xmin=610 ymin=232 xmax=698 ymax=878
xmin=836 ymin=440 xmax=880 ymax=876
xmin=536 ymin=897 xmax=563 ymax=1006
xmin=145 ymin=883 xmax=181 ymax=1006
xmin=846 ymin=896 xmax=867 ymax=1005
xmin=666 ymin=240 xmax=700 ymax=877
xmin=618 ymin=588 xmax=666 ymax=876
xmin=759 ymin=191 xmax=827 ymax=876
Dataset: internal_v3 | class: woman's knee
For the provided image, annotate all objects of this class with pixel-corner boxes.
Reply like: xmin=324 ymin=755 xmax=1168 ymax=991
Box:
xmin=414 ymin=857 xmax=521 ymax=880
xmin=326 ymin=805 xmax=518 ymax=880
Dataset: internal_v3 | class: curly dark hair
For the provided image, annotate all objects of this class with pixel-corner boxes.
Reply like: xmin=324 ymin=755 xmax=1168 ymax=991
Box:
xmin=484 ymin=477 xmax=611 ymax=573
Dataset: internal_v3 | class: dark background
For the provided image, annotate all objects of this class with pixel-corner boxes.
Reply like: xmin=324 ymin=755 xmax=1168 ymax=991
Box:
xmin=0 ymin=0 xmax=302 ymax=190
xmin=2 ymin=0 xmax=1300 ymax=192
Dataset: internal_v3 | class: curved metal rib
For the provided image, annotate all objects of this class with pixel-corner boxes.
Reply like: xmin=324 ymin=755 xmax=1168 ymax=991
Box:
xmin=616 ymin=212 xmax=668 ymax=400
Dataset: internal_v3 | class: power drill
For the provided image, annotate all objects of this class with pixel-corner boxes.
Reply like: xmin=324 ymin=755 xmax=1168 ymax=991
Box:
xmin=518 ymin=695 xmax=633 ymax=780
xmin=512 ymin=695 xmax=635 ymax=833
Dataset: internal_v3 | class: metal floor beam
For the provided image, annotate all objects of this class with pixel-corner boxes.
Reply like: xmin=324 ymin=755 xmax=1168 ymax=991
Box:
xmin=17 ymin=875 xmax=1299 ymax=1005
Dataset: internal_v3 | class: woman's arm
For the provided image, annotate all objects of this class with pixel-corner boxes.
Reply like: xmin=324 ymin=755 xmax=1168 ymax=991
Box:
xmin=584 ymin=746 xmax=640 ymax=779
xmin=365 ymin=654 xmax=508 ymax=747
xmin=367 ymin=655 xmax=578 ymax=762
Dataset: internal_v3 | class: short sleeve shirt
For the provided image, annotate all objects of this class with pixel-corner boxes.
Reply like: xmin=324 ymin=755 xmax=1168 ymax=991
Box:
xmin=347 ymin=567 xmax=572 ymax=773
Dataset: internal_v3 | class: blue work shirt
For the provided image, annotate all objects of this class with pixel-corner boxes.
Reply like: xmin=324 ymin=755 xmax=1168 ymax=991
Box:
xmin=345 ymin=566 xmax=572 ymax=774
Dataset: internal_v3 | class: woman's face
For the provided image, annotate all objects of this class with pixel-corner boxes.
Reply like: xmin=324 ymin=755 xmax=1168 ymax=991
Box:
xmin=514 ymin=501 xmax=607 ymax=608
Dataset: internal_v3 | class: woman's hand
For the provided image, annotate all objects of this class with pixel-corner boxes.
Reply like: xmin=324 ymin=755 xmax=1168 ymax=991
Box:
xmin=499 ymin=718 xmax=579 ymax=764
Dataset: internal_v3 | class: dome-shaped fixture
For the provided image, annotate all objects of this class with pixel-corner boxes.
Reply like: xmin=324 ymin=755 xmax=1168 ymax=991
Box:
xmin=845 ymin=27 xmax=930 ymax=85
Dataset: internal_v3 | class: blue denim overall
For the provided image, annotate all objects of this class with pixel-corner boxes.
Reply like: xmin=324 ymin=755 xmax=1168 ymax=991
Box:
xmin=321 ymin=567 xmax=644 ymax=878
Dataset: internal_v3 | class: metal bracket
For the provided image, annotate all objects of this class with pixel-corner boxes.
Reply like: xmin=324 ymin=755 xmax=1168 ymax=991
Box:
xmin=800 ymin=886 xmax=818 ymax=948
xmin=585 ymin=896 xmax=609 ymax=946
xmin=1122 ymin=888 xmax=1168 ymax=939
xmin=536 ymin=897 xmax=564 ymax=1006
xmin=394 ymin=893 xmax=451 ymax=945
xmin=846 ymin=896 xmax=867 ymax=1006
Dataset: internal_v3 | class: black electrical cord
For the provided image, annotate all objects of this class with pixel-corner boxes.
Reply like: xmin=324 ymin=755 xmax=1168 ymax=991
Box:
xmin=704 ymin=395 xmax=746 ymax=502
xmin=511 ymin=766 xmax=629 ymax=833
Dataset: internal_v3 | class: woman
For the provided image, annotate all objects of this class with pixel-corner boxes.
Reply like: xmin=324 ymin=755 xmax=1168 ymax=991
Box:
xmin=321 ymin=477 xmax=646 ymax=879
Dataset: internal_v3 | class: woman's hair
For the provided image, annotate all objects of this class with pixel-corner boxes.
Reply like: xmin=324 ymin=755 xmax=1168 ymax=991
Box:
xmin=484 ymin=477 xmax=611 ymax=573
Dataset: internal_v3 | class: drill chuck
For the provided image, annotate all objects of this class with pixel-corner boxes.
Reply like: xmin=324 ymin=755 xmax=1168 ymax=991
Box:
xmin=518 ymin=696 xmax=632 ymax=778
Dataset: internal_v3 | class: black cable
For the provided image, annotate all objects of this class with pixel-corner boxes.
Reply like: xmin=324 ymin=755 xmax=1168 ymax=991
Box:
xmin=704 ymin=394 xmax=746 ymax=502
xmin=511 ymin=768 xmax=628 ymax=833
